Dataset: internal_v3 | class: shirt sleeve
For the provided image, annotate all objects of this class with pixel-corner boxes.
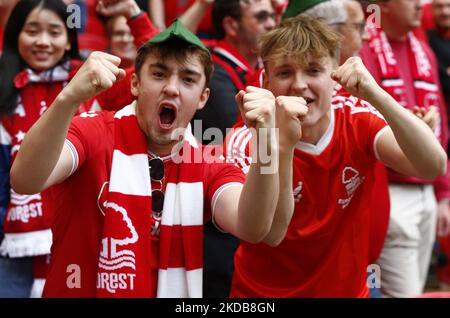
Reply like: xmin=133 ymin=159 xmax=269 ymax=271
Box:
xmin=204 ymin=159 xmax=246 ymax=222
xmin=350 ymin=99 xmax=389 ymax=160
xmin=127 ymin=12 xmax=160 ymax=49
xmin=65 ymin=111 xmax=112 ymax=174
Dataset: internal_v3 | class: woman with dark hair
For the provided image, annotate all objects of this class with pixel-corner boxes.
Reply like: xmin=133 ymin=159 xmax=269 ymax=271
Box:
xmin=0 ymin=0 xmax=83 ymax=298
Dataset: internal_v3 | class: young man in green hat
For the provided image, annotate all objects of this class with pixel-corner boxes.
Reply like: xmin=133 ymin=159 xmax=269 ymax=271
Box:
xmin=9 ymin=19 xmax=289 ymax=297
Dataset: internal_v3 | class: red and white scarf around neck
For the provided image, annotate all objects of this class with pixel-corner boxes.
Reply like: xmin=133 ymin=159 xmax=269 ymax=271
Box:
xmin=0 ymin=62 xmax=80 ymax=258
xmin=96 ymin=102 xmax=204 ymax=297
xmin=367 ymin=28 xmax=441 ymax=114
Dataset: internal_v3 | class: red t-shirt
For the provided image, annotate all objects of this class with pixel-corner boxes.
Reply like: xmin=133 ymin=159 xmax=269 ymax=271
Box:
xmin=226 ymin=96 xmax=388 ymax=297
xmin=164 ymin=0 xmax=214 ymax=35
xmin=43 ymin=111 xmax=245 ymax=297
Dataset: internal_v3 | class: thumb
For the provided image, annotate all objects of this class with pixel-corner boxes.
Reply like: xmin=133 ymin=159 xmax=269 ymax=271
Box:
xmin=235 ymin=90 xmax=245 ymax=112
xmin=330 ymin=71 xmax=338 ymax=81
xmin=116 ymin=68 xmax=126 ymax=82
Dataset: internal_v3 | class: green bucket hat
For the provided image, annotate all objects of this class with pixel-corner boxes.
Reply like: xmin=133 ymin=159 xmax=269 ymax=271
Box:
xmin=147 ymin=18 xmax=210 ymax=56
xmin=282 ymin=0 xmax=331 ymax=19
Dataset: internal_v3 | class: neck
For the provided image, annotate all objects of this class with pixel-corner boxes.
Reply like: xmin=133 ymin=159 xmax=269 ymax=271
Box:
xmin=147 ymin=140 xmax=180 ymax=159
xmin=381 ymin=19 xmax=410 ymax=41
xmin=299 ymin=110 xmax=331 ymax=145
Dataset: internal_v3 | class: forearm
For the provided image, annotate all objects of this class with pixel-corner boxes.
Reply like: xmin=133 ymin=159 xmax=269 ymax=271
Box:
xmin=237 ymin=129 xmax=279 ymax=243
xmin=148 ymin=0 xmax=166 ymax=30
xmin=10 ymin=92 xmax=79 ymax=194
xmin=179 ymin=0 xmax=210 ymax=34
xmin=263 ymin=147 xmax=294 ymax=246
xmin=369 ymin=90 xmax=447 ymax=178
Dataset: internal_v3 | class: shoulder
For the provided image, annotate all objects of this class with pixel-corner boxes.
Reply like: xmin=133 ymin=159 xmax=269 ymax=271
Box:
xmin=331 ymin=95 xmax=385 ymax=120
xmin=69 ymin=110 xmax=115 ymax=146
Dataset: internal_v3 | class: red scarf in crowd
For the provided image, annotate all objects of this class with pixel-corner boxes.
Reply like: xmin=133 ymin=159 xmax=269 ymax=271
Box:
xmin=96 ymin=103 xmax=204 ymax=297
xmin=367 ymin=28 xmax=442 ymax=118
xmin=0 ymin=61 xmax=83 ymax=258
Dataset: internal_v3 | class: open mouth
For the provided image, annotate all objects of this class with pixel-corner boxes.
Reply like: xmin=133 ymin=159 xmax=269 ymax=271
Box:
xmin=158 ymin=103 xmax=177 ymax=129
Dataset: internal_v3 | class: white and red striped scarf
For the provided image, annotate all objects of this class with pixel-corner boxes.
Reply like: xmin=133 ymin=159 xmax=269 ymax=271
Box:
xmin=0 ymin=62 xmax=83 ymax=258
xmin=366 ymin=28 xmax=442 ymax=117
xmin=96 ymin=103 xmax=204 ymax=297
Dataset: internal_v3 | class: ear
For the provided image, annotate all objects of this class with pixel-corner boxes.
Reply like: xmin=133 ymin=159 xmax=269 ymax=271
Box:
xmin=197 ymin=87 xmax=210 ymax=111
xmin=131 ymin=73 xmax=139 ymax=97
xmin=65 ymin=41 xmax=71 ymax=52
xmin=222 ymin=16 xmax=240 ymax=38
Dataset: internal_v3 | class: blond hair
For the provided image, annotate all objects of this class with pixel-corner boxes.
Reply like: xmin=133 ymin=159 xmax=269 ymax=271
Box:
xmin=260 ymin=15 xmax=342 ymax=70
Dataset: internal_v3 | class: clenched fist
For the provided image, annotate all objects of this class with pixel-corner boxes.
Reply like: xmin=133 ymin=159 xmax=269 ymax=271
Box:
xmin=235 ymin=86 xmax=276 ymax=130
xmin=62 ymin=51 xmax=126 ymax=106
xmin=275 ymin=96 xmax=308 ymax=150
xmin=331 ymin=57 xmax=381 ymax=103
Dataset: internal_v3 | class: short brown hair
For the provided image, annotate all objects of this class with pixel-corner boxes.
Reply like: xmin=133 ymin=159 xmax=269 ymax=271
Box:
xmin=135 ymin=38 xmax=214 ymax=88
xmin=260 ymin=15 xmax=342 ymax=70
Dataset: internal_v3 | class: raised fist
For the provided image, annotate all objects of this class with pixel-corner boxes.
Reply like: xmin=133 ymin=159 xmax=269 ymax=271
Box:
xmin=63 ymin=51 xmax=126 ymax=105
xmin=235 ymin=86 xmax=276 ymax=130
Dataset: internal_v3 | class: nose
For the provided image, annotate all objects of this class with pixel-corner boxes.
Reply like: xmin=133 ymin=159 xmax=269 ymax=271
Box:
xmin=414 ymin=0 xmax=422 ymax=10
xmin=162 ymin=75 xmax=180 ymax=97
xmin=35 ymin=31 xmax=51 ymax=47
xmin=292 ymin=72 xmax=308 ymax=94
xmin=265 ymin=16 xmax=276 ymax=31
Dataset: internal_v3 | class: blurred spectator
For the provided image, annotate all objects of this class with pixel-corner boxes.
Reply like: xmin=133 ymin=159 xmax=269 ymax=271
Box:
xmin=0 ymin=0 xmax=19 ymax=55
xmin=428 ymin=0 xmax=450 ymax=111
xmin=427 ymin=0 xmax=450 ymax=289
xmin=194 ymin=0 xmax=276 ymax=141
xmin=360 ymin=0 xmax=450 ymax=298
xmin=106 ymin=15 xmax=136 ymax=68
xmin=64 ymin=0 xmax=110 ymax=57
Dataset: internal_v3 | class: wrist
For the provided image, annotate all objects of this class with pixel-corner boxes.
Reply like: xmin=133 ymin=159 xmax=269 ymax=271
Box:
xmin=57 ymin=88 xmax=85 ymax=111
xmin=365 ymin=88 xmax=391 ymax=111
xmin=125 ymin=2 xmax=143 ymax=20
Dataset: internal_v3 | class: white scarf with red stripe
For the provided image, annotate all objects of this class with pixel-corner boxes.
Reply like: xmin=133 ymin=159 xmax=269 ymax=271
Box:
xmin=96 ymin=103 xmax=204 ymax=297
xmin=367 ymin=28 xmax=442 ymax=115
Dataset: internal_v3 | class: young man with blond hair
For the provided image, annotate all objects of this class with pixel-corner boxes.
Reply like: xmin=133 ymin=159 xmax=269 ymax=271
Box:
xmin=226 ymin=15 xmax=447 ymax=297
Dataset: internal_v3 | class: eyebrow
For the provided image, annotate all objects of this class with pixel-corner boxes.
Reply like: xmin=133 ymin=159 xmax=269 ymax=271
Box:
xmin=149 ymin=63 xmax=202 ymax=77
xmin=179 ymin=68 xmax=202 ymax=78
xmin=273 ymin=64 xmax=292 ymax=70
xmin=149 ymin=63 xmax=169 ymax=71
xmin=25 ymin=22 xmax=64 ymax=29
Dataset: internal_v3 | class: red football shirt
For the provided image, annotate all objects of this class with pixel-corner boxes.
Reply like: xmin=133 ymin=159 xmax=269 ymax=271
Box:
xmin=43 ymin=110 xmax=245 ymax=297
xmin=226 ymin=96 xmax=388 ymax=297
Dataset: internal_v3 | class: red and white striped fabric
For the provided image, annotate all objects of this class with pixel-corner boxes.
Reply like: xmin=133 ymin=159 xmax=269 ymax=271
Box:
xmin=366 ymin=27 xmax=442 ymax=130
xmin=0 ymin=61 xmax=84 ymax=258
xmin=96 ymin=103 xmax=204 ymax=297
